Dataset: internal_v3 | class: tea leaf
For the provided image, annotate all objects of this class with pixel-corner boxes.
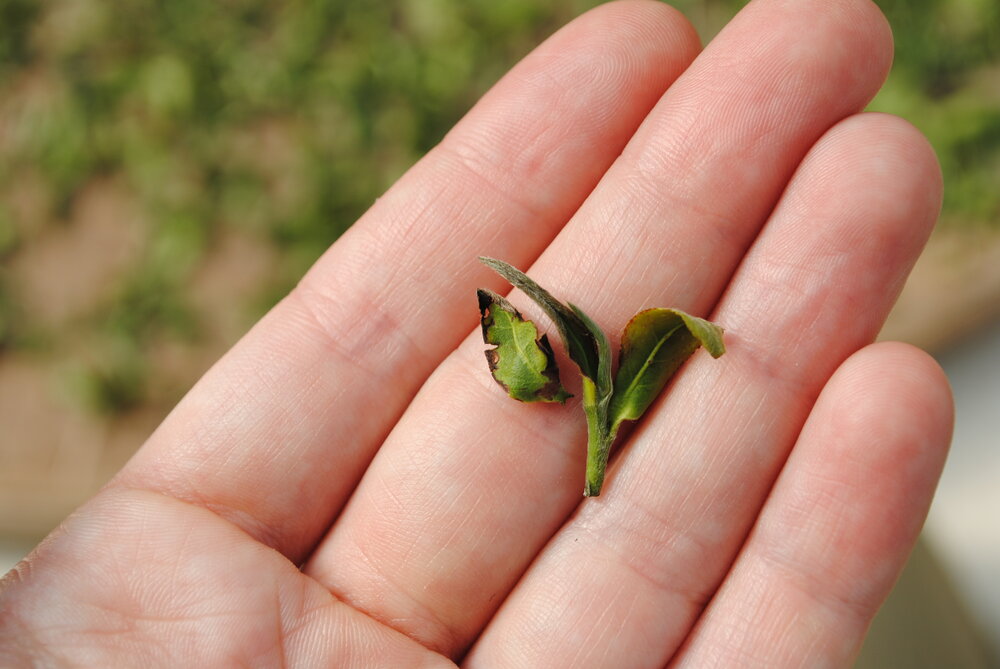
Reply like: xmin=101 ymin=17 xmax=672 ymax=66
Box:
xmin=609 ymin=308 xmax=725 ymax=431
xmin=569 ymin=303 xmax=613 ymax=408
xmin=479 ymin=257 xmax=600 ymax=381
xmin=478 ymin=289 xmax=571 ymax=403
xmin=476 ymin=259 xmax=726 ymax=497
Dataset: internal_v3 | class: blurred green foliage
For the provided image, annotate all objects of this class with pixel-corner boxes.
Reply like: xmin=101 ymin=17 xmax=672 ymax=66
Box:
xmin=0 ymin=0 xmax=997 ymax=414
xmin=870 ymin=0 xmax=1000 ymax=221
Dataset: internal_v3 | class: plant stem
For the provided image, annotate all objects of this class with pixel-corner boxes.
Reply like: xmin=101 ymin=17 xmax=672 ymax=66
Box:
xmin=583 ymin=377 xmax=612 ymax=496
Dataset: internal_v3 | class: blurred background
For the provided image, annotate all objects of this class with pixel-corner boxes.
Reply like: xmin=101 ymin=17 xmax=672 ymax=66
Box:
xmin=0 ymin=0 xmax=997 ymax=664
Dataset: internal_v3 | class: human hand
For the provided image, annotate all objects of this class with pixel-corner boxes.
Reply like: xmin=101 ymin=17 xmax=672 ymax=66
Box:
xmin=0 ymin=1 xmax=953 ymax=667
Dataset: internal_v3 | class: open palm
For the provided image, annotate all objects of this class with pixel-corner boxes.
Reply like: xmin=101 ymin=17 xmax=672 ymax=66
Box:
xmin=0 ymin=1 xmax=953 ymax=667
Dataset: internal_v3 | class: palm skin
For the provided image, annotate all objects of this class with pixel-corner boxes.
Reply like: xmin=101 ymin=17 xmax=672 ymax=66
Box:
xmin=0 ymin=1 xmax=953 ymax=667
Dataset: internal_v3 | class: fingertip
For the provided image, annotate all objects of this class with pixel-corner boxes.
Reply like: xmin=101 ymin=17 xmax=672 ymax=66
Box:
xmin=667 ymin=342 xmax=952 ymax=668
xmin=571 ymin=0 xmax=702 ymax=66
xmin=834 ymin=341 xmax=954 ymax=460
xmin=807 ymin=0 xmax=895 ymax=87
xmin=850 ymin=0 xmax=895 ymax=81
xmin=822 ymin=112 xmax=943 ymax=220
xmin=749 ymin=341 xmax=954 ymax=619
xmin=723 ymin=0 xmax=894 ymax=82
xmin=800 ymin=343 xmax=954 ymax=582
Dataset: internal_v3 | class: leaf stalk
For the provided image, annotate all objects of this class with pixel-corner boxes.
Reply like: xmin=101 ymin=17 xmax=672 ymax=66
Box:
xmin=582 ymin=377 xmax=612 ymax=496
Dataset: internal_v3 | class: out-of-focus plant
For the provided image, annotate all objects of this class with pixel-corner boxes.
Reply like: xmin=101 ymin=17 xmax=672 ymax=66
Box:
xmin=0 ymin=0 xmax=604 ymax=412
xmin=869 ymin=0 xmax=1000 ymax=224
xmin=0 ymin=0 xmax=996 ymax=415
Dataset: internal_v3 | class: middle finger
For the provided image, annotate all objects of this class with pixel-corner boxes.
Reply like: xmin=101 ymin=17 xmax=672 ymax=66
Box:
xmin=306 ymin=0 xmax=893 ymax=658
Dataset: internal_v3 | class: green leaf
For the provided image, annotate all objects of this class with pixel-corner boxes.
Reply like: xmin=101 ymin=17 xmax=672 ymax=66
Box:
xmin=609 ymin=308 xmax=725 ymax=431
xmin=478 ymin=257 xmax=600 ymax=381
xmin=569 ymin=303 xmax=612 ymax=407
xmin=478 ymin=288 xmax=571 ymax=403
